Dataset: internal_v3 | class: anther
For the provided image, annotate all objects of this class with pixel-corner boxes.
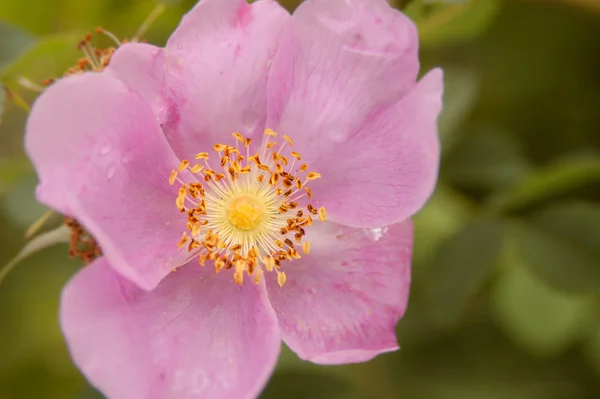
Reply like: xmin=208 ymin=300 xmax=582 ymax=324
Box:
xmin=170 ymin=129 xmax=325 ymax=287
xmin=307 ymin=172 xmax=322 ymax=180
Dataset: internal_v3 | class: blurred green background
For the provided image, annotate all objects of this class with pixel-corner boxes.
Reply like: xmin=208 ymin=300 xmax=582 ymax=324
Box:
xmin=1 ymin=0 xmax=600 ymax=398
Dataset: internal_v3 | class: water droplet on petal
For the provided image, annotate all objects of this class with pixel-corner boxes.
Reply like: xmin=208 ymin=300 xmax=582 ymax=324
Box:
xmin=330 ymin=128 xmax=347 ymax=142
xmin=367 ymin=227 xmax=388 ymax=241
xmin=121 ymin=152 xmax=134 ymax=164
xmin=106 ymin=166 xmax=115 ymax=179
xmin=98 ymin=144 xmax=112 ymax=156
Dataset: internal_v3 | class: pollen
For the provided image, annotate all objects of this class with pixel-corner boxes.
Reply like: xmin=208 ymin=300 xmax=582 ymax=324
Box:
xmin=227 ymin=196 xmax=265 ymax=231
xmin=170 ymin=129 xmax=326 ymax=287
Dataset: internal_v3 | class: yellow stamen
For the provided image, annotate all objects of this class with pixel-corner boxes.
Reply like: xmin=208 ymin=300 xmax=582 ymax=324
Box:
xmin=318 ymin=206 xmax=327 ymax=221
xmin=170 ymin=129 xmax=325 ymax=286
xmin=176 ymin=186 xmax=186 ymax=211
xmin=232 ymin=132 xmax=245 ymax=143
xmin=177 ymin=159 xmax=190 ymax=172
xmin=277 ymin=271 xmax=287 ymax=287
xmin=190 ymin=164 xmax=204 ymax=174
xmin=178 ymin=232 xmax=189 ymax=248
xmin=302 ymin=241 xmax=311 ymax=255
xmin=307 ymin=172 xmax=322 ymax=180
xmin=227 ymin=196 xmax=265 ymax=231
xmin=169 ymin=170 xmax=178 ymax=186
xmin=283 ymin=135 xmax=293 ymax=146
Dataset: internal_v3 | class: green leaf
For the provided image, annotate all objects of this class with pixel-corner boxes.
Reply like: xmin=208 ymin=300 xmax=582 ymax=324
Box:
xmin=389 ymin=312 xmax=585 ymax=399
xmin=0 ymin=85 xmax=5 ymax=125
xmin=491 ymin=247 xmax=596 ymax=357
xmin=261 ymin=371 xmax=358 ymax=399
xmin=443 ymin=127 xmax=530 ymax=191
xmin=0 ymin=245 xmax=83 ymax=390
xmin=0 ymin=224 xmax=69 ymax=287
xmin=438 ymin=67 xmax=479 ymax=153
xmin=0 ymin=157 xmax=33 ymax=195
xmin=405 ymin=0 xmax=501 ymax=48
xmin=531 ymin=201 xmax=600 ymax=253
xmin=0 ymin=34 xmax=82 ymax=87
xmin=0 ymin=0 xmax=104 ymax=35
xmin=561 ymin=0 xmax=600 ymax=13
xmin=1 ymin=176 xmax=47 ymax=229
xmin=0 ymin=22 xmax=36 ymax=70
xmin=488 ymin=154 xmax=600 ymax=213
xmin=75 ymin=386 xmax=105 ymax=399
xmin=512 ymin=202 xmax=600 ymax=293
xmin=412 ymin=185 xmax=473 ymax=266
xmin=422 ymin=218 xmax=506 ymax=328
xmin=584 ymin=319 xmax=600 ymax=377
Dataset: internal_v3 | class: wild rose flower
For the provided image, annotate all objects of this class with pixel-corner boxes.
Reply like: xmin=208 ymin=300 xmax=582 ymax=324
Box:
xmin=24 ymin=0 xmax=443 ymax=397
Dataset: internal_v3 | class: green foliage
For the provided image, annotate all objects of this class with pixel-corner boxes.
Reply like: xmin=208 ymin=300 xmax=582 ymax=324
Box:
xmin=437 ymin=67 xmax=479 ymax=153
xmin=0 ymin=85 xmax=4 ymax=124
xmin=511 ymin=202 xmax=600 ymax=293
xmin=261 ymin=371 xmax=358 ymax=399
xmin=405 ymin=0 xmax=500 ymax=48
xmin=0 ymin=157 xmax=32 ymax=195
xmin=488 ymin=155 xmax=600 ymax=213
xmin=491 ymin=250 xmax=596 ymax=356
xmin=412 ymin=185 xmax=472 ymax=265
xmin=444 ymin=126 xmax=530 ymax=191
xmin=0 ymin=34 xmax=82 ymax=86
xmin=421 ymin=218 xmax=505 ymax=328
xmin=0 ymin=224 xmax=69 ymax=287
xmin=584 ymin=320 xmax=600 ymax=376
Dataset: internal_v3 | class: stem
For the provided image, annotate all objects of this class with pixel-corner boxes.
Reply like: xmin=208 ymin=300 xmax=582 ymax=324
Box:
xmin=24 ymin=209 xmax=56 ymax=239
xmin=133 ymin=3 xmax=167 ymax=41
xmin=17 ymin=76 xmax=45 ymax=93
xmin=4 ymin=87 xmax=31 ymax=113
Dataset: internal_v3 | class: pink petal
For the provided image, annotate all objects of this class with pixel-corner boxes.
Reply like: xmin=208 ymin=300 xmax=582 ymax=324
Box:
xmin=315 ymin=69 xmax=443 ymax=227
xmin=162 ymin=0 xmax=290 ymax=161
xmin=267 ymin=0 xmax=441 ymax=227
xmin=61 ymin=258 xmax=281 ymax=399
xmin=107 ymin=42 xmax=170 ymax=123
xmin=265 ymin=220 xmax=413 ymax=364
xmin=25 ymin=72 xmax=189 ymax=290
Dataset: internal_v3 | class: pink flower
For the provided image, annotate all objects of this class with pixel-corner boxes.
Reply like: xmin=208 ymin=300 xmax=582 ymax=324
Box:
xmin=24 ymin=0 xmax=442 ymax=397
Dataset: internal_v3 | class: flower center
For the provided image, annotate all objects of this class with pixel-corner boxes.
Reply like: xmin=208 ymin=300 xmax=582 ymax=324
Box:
xmin=169 ymin=129 xmax=326 ymax=286
xmin=227 ymin=195 xmax=264 ymax=231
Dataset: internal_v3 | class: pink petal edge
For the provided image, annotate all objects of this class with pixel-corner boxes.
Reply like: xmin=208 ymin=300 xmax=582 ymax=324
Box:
xmin=61 ymin=258 xmax=281 ymax=399
xmin=267 ymin=0 xmax=442 ymax=227
xmin=25 ymin=72 xmax=189 ymax=290
xmin=266 ymin=219 xmax=414 ymax=364
xmin=160 ymin=0 xmax=290 ymax=161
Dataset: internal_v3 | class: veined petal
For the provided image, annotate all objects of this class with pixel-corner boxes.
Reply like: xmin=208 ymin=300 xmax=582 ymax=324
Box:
xmin=25 ymin=72 xmax=188 ymax=290
xmin=162 ymin=0 xmax=290 ymax=161
xmin=268 ymin=0 xmax=419 ymax=132
xmin=310 ymin=69 xmax=443 ymax=227
xmin=265 ymin=220 xmax=413 ymax=364
xmin=61 ymin=258 xmax=281 ymax=399
xmin=267 ymin=0 xmax=441 ymax=228
xmin=107 ymin=42 xmax=170 ymax=123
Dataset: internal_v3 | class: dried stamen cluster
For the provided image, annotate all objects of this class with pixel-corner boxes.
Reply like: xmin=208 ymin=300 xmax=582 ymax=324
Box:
xmin=170 ymin=129 xmax=326 ymax=286
xmin=56 ymin=29 xmax=123 ymax=260
xmin=65 ymin=217 xmax=102 ymax=263
xmin=42 ymin=28 xmax=121 ymax=86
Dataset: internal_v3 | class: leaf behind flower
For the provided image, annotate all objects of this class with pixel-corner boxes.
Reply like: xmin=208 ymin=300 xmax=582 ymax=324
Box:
xmin=0 ymin=224 xmax=69 ymax=287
